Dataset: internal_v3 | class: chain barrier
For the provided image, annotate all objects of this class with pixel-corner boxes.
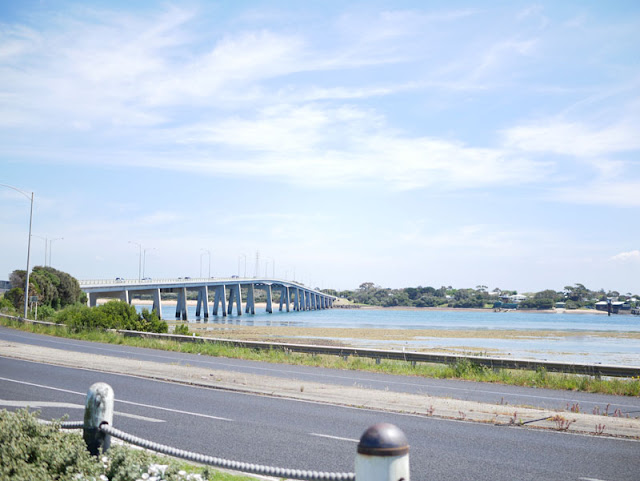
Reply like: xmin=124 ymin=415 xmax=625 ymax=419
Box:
xmin=98 ymin=424 xmax=355 ymax=481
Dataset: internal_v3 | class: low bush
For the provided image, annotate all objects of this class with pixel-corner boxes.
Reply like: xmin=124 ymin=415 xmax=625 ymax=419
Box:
xmin=0 ymin=409 xmax=252 ymax=481
xmin=55 ymin=301 xmax=168 ymax=333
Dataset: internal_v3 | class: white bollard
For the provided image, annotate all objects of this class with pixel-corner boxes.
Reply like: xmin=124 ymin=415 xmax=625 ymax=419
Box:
xmin=355 ymin=423 xmax=410 ymax=481
xmin=83 ymin=382 xmax=114 ymax=455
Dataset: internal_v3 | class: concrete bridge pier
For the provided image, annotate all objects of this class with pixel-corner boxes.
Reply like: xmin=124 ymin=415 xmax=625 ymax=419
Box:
xmin=292 ymin=288 xmax=299 ymax=311
xmin=245 ymin=284 xmax=255 ymax=314
xmin=195 ymin=286 xmax=209 ymax=318
xmin=175 ymin=287 xmax=188 ymax=320
xmin=120 ymin=290 xmax=130 ymax=304
xmin=152 ymin=288 xmax=163 ymax=319
xmin=300 ymin=289 xmax=306 ymax=310
xmin=213 ymin=285 xmax=227 ymax=316
xmin=89 ymin=292 xmax=98 ymax=308
xmin=228 ymin=283 xmax=242 ymax=316
xmin=265 ymin=285 xmax=273 ymax=313
xmin=279 ymin=286 xmax=290 ymax=312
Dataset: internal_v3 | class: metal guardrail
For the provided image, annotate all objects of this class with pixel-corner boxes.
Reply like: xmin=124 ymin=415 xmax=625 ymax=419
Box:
xmin=2 ymin=313 xmax=639 ymax=377
xmin=53 ymin=382 xmax=409 ymax=481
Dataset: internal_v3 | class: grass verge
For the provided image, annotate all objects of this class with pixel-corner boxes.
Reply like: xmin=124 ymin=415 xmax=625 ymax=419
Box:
xmin=0 ymin=408 xmax=254 ymax=481
xmin=1 ymin=316 xmax=639 ymax=397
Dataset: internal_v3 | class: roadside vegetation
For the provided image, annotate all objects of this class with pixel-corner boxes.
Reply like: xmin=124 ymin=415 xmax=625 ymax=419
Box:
xmin=0 ymin=409 xmax=253 ymax=481
xmin=0 ymin=266 xmax=167 ymax=333
xmin=1 ymin=315 xmax=638 ymax=397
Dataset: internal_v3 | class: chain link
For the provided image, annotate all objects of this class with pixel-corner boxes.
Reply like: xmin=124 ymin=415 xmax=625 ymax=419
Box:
xmin=100 ymin=424 xmax=355 ymax=481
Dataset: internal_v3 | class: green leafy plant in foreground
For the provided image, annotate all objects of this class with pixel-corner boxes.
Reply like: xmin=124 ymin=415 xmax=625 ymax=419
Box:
xmin=0 ymin=409 xmax=253 ymax=481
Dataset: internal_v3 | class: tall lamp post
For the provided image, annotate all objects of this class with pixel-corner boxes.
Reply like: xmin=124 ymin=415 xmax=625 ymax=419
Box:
xmin=143 ymin=247 xmax=155 ymax=279
xmin=201 ymin=249 xmax=211 ymax=278
xmin=49 ymin=237 xmax=63 ymax=267
xmin=238 ymin=254 xmax=247 ymax=277
xmin=32 ymin=234 xmax=47 ymax=266
xmin=1 ymin=183 xmax=34 ymax=318
xmin=128 ymin=241 xmax=142 ymax=281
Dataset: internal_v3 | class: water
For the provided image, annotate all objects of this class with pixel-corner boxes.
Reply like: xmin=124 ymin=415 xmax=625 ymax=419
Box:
xmin=135 ymin=305 xmax=640 ymax=366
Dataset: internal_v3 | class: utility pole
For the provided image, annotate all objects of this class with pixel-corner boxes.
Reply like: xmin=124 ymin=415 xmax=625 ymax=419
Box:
xmin=128 ymin=241 xmax=142 ymax=281
xmin=1 ymin=184 xmax=34 ymax=318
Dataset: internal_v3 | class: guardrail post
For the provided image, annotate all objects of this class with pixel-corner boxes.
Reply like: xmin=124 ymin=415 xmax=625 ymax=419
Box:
xmin=83 ymin=382 xmax=114 ymax=455
xmin=356 ymin=423 xmax=410 ymax=481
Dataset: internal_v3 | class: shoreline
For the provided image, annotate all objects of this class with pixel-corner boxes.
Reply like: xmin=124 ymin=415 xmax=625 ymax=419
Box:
xmin=120 ymin=298 xmax=609 ymax=315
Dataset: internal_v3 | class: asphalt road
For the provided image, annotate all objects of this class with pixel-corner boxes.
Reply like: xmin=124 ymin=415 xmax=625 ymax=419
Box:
xmin=1 ymin=326 xmax=639 ymax=416
xmin=1 ymin=356 xmax=639 ymax=480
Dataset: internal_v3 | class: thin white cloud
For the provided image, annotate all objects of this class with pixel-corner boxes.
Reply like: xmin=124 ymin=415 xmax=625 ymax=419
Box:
xmin=550 ymin=181 xmax=640 ymax=208
xmin=166 ymin=102 xmax=549 ymax=190
xmin=611 ymin=250 xmax=640 ymax=262
xmin=503 ymin=118 xmax=640 ymax=158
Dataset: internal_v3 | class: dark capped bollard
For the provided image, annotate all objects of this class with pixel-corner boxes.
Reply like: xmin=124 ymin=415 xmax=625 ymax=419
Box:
xmin=83 ymin=382 xmax=114 ymax=455
xmin=356 ymin=423 xmax=410 ymax=481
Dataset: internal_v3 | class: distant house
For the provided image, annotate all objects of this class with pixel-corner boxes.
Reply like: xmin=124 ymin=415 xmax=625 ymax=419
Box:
xmin=595 ymin=300 xmax=625 ymax=314
xmin=0 ymin=280 xmax=10 ymax=293
xmin=509 ymin=294 xmax=527 ymax=303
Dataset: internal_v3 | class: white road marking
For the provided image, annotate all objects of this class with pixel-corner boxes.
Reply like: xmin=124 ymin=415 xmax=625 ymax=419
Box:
xmin=0 ymin=376 xmax=233 ymax=422
xmin=579 ymin=477 xmax=610 ymax=481
xmin=310 ymin=433 xmax=359 ymax=443
xmin=0 ymin=399 xmax=165 ymax=422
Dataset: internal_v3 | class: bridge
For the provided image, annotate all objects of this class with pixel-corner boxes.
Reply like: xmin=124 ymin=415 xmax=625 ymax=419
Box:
xmin=78 ymin=277 xmax=336 ymax=320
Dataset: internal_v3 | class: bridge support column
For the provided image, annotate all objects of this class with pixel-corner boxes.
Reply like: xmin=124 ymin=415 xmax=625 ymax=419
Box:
xmin=305 ymin=291 xmax=311 ymax=310
xmin=245 ymin=284 xmax=255 ymax=314
xmin=228 ymin=284 xmax=242 ymax=316
xmin=292 ymin=288 xmax=299 ymax=311
xmin=176 ymin=287 xmax=188 ymax=320
xmin=265 ymin=285 xmax=273 ymax=313
xmin=279 ymin=286 xmax=290 ymax=312
xmin=152 ymin=288 xmax=163 ymax=319
xmin=119 ymin=290 xmax=130 ymax=304
xmin=89 ymin=292 xmax=98 ymax=307
xmin=196 ymin=286 xmax=209 ymax=318
xmin=299 ymin=289 xmax=306 ymax=311
xmin=213 ymin=285 xmax=227 ymax=316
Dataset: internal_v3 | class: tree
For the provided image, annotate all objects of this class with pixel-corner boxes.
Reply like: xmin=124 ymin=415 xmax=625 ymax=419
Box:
xmin=7 ymin=267 xmax=86 ymax=311
xmin=358 ymin=282 xmax=376 ymax=291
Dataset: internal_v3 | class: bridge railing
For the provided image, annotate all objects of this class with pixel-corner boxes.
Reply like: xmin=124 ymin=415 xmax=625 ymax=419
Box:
xmin=56 ymin=382 xmax=410 ymax=481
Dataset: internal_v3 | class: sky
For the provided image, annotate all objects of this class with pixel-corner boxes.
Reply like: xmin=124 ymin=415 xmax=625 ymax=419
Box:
xmin=1 ymin=1 xmax=639 ymax=294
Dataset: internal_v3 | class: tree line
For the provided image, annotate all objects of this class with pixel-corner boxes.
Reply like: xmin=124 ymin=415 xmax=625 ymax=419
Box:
xmin=321 ymin=282 xmax=638 ymax=309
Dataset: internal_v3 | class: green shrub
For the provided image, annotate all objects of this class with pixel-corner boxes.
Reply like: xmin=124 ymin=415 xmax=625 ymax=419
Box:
xmin=0 ymin=409 xmax=253 ymax=481
xmin=55 ymin=301 xmax=168 ymax=333
xmin=174 ymin=324 xmax=190 ymax=335
xmin=0 ymin=409 xmax=102 ymax=480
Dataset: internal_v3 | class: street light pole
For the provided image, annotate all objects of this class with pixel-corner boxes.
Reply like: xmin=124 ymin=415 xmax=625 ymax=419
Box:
xmin=238 ymin=254 xmax=247 ymax=277
xmin=1 ymin=184 xmax=34 ymax=318
xmin=142 ymin=247 xmax=155 ymax=278
xmin=32 ymin=235 xmax=47 ymax=266
xmin=201 ymin=249 xmax=211 ymax=278
xmin=49 ymin=237 xmax=63 ymax=267
xmin=128 ymin=241 xmax=142 ymax=281
xmin=25 ymin=191 xmax=33 ymax=318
